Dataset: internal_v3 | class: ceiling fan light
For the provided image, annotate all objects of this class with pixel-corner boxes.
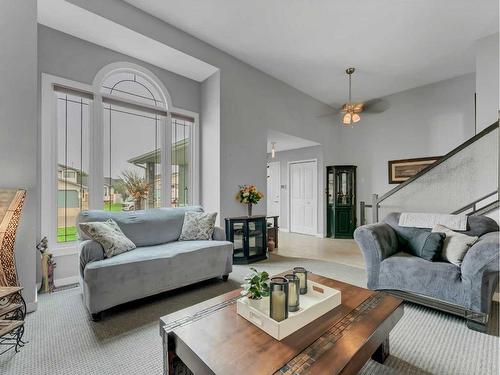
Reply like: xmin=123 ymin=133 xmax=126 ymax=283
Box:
xmin=342 ymin=112 xmax=352 ymax=125
xmin=352 ymin=113 xmax=361 ymax=123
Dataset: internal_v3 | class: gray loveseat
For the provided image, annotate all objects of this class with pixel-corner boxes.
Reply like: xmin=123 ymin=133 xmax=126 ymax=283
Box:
xmin=77 ymin=206 xmax=233 ymax=320
xmin=354 ymin=212 xmax=499 ymax=331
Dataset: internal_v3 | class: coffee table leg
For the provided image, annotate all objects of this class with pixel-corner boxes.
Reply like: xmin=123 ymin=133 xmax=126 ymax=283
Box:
xmin=162 ymin=330 xmax=175 ymax=375
xmin=372 ymin=337 xmax=390 ymax=364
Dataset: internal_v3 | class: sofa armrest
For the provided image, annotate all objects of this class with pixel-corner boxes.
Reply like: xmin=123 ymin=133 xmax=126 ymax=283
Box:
xmin=79 ymin=240 xmax=105 ymax=277
xmin=461 ymin=232 xmax=499 ymax=279
xmin=354 ymin=223 xmax=399 ymax=262
xmin=212 ymin=226 xmax=226 ymax=241
xmin=354 ymin=223 xmax=399 ymax=289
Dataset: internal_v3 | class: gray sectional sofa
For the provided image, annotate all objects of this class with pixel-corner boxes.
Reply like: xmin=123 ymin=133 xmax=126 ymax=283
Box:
xmin=77 ymin=206 xmax=233 ymax=320
xmin=354 ymin=212 xmax=499 ymax=331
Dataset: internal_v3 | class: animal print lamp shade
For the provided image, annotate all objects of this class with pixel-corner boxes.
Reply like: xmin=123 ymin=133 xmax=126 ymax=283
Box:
xmin=0 ymin=189 xmax=26 ymax=287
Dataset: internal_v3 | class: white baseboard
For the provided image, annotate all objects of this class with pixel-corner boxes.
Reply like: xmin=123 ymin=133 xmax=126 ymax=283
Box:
xmin=26 ymin=302 xmax=38 ymax=313
xmin=279 ymin=227 xmax=289 ymax=232
xmin=55 ymin=276 xmax=80 ymax=287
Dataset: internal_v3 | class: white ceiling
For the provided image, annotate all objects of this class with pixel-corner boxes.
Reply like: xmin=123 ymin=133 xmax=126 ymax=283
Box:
xmin=38 ymin=0 xmax=217 ymax=82
xmin=267 ymin=130 xmax=320 ymax=153
xmin=125 ymin=0 xmax=498 ymax=104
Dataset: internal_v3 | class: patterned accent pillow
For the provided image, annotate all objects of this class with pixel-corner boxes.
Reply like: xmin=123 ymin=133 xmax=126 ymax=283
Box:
xmin=179 ymin=212 xmax=217 ymax=241
xmin=79 ymin=219 xmax=136 ymax=258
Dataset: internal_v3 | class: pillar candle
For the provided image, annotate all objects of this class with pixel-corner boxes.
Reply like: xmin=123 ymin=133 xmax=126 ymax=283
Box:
xmin=296 ymin=272 xmax=306 ymax=289
xmin=271 ymin=290 xmax=286 ymax=322
xmin=288 ymin=282 xmax=298 ymax=307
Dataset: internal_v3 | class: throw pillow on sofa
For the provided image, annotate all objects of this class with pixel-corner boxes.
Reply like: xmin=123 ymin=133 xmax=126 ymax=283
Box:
xmin=179 ymin=211 xmax=217 ymax=240
xmin=431 ymin=224 xmax=478 ymax=266
xmin=406 ymin=230 xmax=446 ymax=261
xmin=79 ymin=219 xmax=136 ymax=258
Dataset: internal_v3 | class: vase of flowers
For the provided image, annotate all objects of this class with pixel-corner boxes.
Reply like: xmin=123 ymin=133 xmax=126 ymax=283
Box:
xmin=236 ymin=185 xmax=264 ymax=217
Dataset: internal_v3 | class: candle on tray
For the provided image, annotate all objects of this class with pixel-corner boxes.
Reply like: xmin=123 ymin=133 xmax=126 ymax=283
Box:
xmin=293 ymin=267 xmax=308 ymax=294
xmin=284 ymin=274 xmax=300 ymax=312
xmin=271 ymin=290 xmax=286 ymax=321
xmin=269 ymin=277 xmax=288 ymax=322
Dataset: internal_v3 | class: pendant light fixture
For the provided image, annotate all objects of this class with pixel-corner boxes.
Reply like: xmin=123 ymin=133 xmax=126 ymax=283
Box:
xmin=271 ymin=142 xmax=276 ymax=158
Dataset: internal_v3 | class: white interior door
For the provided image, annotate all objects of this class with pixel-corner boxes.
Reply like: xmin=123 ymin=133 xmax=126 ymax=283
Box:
xmin=290 ymin=160 xmax=317 ymax=235
xmin=267 ymin=161 xmax=280 ymax=217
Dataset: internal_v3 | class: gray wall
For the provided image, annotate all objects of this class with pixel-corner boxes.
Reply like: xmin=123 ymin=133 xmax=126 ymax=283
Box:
xmin=200 ymin=71 xmax=221 ymax=223
xmin=335 ymin=74 xmax=476 ymax=223
xmin=67 ymin=0 xmax=484 ymax=229
xmin=38 ymin=25 xmax=201 ymax=113
xmin=0 ymin=1 xmax=38 ymax=309
xmin=68 ymin=0 xmax=340 ymax=221
xmin=267 ymin=146 xmax=324 ymax=234
xmin=475 ymin=33 xmax=499 ymax=132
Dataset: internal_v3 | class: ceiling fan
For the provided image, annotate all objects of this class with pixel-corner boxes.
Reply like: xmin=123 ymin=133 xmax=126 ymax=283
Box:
xmin=319 ymin=67 xmax=389 ymax=125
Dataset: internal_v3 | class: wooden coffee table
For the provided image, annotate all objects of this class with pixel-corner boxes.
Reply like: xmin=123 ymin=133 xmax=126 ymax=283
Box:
xmin=159 ymin=272 xmax=403 ymax=375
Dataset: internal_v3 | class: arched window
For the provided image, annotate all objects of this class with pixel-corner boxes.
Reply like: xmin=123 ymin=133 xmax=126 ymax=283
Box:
xmin=100 ymin=69 xmax=168 ymax=211
xmin=101 ymin=71 xmax=166 ymax=108
xmin=42 ymin=63 xmax=197 ymax=248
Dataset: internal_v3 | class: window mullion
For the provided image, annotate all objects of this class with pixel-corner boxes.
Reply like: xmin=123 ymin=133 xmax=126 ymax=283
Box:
xmin=162 ymin=115 xmax=172 ymax=207
xmin=89 ymin=96 xmax=104 ymax=210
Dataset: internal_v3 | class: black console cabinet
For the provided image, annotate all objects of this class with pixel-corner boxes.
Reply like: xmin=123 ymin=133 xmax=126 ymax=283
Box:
xmin=225 ymin=216 xmax=267 ymax=264
xmin=326 ymin=165 xmax=357 ymax=238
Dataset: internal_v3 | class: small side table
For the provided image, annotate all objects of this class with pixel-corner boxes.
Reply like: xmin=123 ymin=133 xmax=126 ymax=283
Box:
xmin=0 ymin=286 xmax=26 ymax=355
xmin=225 ymin=216 xmax=267 ymax=264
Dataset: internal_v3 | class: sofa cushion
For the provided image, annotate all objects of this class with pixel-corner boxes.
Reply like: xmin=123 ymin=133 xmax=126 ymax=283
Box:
xmin=77 ymin=206 xmax=203 ymax=247
xmin=406 ymin=231 xmax=446 ymax=261
xmin=432 ymin=224 xmax=478 ymax=266
xmin=461 ymin=215 xmax=499 ymax=237
xmin=79 ymin=219 xmax=136 ymax=258
xmin=179 ymin=211 xmax=217 ymax=240
xmin=378 ymin=251 xmax=467 ymax=308
xmin=82 ymin=240 xmax=233 ymax=313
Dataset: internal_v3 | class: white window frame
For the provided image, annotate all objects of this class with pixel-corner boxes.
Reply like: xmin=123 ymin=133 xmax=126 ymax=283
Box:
xmin=41 ymin=65 xmax=199 ymax=256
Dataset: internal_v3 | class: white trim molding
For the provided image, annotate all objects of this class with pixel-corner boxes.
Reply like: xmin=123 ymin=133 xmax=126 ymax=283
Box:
xmin=41 ymin=73 xmax=93 ymax=252
xmin=54 ymin=276 xmax=81 ymax=287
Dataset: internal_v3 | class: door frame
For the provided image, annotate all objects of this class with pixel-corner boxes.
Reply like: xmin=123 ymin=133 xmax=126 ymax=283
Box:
xmin=288 ymin=159 xmax=318 ymax=235
xmin=267 ymin=161 xmax=281 ymax=218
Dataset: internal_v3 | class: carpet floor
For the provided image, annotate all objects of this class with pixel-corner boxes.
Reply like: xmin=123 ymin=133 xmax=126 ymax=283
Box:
xmin=0 ymin=254 xmax=498 ymax=375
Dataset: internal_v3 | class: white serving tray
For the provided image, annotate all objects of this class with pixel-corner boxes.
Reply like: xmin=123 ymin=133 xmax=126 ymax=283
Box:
xmin=237 ymin=281 xmax=341 ymax=340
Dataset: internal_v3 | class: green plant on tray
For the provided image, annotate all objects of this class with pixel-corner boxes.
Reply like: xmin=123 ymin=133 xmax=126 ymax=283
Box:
xmin=241 ymin=267 xmax=270 ymax=299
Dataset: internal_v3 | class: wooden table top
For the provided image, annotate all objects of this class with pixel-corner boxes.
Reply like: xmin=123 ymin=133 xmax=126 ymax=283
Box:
xmin=160 ymin=273 xmax=403 ymax=375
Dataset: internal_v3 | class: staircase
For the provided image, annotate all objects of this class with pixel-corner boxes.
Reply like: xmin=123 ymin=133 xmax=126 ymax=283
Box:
xmin=360 ymin=121 xmax=499 ymax=224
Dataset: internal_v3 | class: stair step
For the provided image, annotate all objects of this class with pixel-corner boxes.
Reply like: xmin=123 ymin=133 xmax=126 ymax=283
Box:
xmin=0 ymin=303 xmax=22 ymax=318
xmin=0 ymin=319 xmax=24 ymax=337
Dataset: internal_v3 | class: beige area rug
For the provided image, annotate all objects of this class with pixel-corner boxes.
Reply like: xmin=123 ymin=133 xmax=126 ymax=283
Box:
xmin=0 ymin=254 xmax=498 ymax=375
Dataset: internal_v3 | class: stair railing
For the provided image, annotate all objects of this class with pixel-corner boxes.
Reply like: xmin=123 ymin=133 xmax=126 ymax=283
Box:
xmin=359 ymin=121 xmax=499 ymax=224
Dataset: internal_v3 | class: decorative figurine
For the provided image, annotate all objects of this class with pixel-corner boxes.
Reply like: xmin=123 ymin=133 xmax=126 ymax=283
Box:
xmin=36 ymin=237 xmax=56 ymax=293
